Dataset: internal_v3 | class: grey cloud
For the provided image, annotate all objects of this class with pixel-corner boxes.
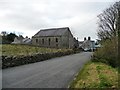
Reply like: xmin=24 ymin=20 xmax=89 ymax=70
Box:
xmin=0 ymin=0 xmax=115 ymax=40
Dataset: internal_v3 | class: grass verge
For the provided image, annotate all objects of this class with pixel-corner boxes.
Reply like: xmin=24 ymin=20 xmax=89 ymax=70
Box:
xmin=69 ymin=61 xmax=119 ymax=88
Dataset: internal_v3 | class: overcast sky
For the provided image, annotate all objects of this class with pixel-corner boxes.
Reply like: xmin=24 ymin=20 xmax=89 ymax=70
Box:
xmin=0 ymin=0 xmax=118 ymax=41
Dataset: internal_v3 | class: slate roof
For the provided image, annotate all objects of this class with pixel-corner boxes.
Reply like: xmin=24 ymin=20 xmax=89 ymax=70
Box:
xmin=22 ymin=38 xmax=32 ymax=44
xmin=33 ymin=27 xmax=70 ymax=37
xmin=16 ymin=35 xmax=24 ymax=40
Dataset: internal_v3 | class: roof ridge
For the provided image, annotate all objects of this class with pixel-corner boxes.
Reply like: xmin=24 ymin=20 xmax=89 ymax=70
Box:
xmin=33 ymin=27 xmax=70 ymax=37
xmin=40 ymin=27 xmax=69 ymax=31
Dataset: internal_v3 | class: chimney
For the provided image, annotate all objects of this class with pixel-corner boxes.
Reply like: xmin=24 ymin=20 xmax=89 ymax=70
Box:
xmin=84 ymin=37 xmax=86 ymax=41
xmin=88 ymin=37 xmax=91 ymax=40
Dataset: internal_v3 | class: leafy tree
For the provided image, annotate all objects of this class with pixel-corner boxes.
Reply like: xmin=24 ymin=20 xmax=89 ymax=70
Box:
xmin=1 ymin=32 xmax=18 ymax=44
xmin=7 ymin=33 xmax=18 ymax=43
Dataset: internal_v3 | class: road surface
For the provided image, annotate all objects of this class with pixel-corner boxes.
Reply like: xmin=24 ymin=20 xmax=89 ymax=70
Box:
xmin=2 ymin=52 xmax=92 ymax=88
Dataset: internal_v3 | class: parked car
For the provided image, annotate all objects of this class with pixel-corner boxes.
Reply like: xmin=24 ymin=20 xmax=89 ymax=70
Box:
xmin=84 ymin=48 xmax=92 ymax=52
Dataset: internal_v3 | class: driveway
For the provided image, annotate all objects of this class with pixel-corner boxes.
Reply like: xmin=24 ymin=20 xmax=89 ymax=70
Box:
xmin=2 ymin=52 xmax=92 ymax=88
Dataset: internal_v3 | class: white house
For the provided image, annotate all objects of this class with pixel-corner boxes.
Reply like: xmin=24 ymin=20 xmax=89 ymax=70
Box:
xmin=12 ymin=36 xmax=32 ymax=44
xmin=79 ymin=37 xmax=95 ymax=51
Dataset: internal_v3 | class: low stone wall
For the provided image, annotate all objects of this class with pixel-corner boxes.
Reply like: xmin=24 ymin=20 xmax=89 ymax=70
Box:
xmin=2 ymin=50 xmax=79 ymax=69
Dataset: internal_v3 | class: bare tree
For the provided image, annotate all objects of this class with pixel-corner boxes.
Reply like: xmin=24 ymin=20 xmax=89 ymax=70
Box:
xmin=96 ymin=1 xmax=120 ymax=68
xmin=97 ymin=1 xmax=120 ymax=40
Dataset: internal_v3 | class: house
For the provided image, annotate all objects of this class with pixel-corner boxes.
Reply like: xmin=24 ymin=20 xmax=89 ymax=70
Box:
xmin=22 ymin=37 xmax=32 ymax=44
xmin=12 ymin=36 xmax=32 ymax=44
xmin=79 ymin=37 xmax=95 ymax=51
xmin=79 ymin=41 xmax=84 ymax=48
xmin=73 ymin=37 xmax=79 ymax=48
xmin=32 ymin=27 xmax=74 ymax=48
xmin=12 ymin=35 xmax=24 ymax=44
xmin=95 ymin=39 xmax=101 ymax=49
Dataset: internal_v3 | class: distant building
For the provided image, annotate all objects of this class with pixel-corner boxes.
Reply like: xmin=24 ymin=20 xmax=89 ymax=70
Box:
xmin=22 ymin=38 xmax=32 ymax=44
xmin=12 ymin=35 xmax=24 ymax=44
xmin=32 ymin=27 xmax=74 ymax=48
xmin=95 ymin=39 xmax=101 ymax=49
xmin=73 ymin=37 xmax=79 ymax=48
xmin=12 ymin=35 xmax=32 ymax=44
xmin=79 ymin=37 xmax=95 ymax=51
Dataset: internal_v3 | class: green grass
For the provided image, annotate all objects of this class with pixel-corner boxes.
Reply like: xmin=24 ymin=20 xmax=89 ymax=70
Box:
xmin=69 ymin=61 xmax=119 ymax=88
xmin=1 ymin=44 xmax=71 ymax=56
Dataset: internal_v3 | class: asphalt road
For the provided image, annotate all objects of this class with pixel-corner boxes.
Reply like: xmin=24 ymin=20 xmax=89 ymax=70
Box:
xmin=2 ymin=52 xmax=92 ymax=88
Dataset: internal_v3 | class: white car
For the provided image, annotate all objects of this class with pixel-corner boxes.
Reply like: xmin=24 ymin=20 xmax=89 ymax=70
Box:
xmin=84 ymin=48 xmax=91 ymax=52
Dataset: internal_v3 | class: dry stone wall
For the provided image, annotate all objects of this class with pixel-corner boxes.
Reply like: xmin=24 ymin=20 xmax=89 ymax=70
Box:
xmin=2 ymin=50 xmax=79 ymax=69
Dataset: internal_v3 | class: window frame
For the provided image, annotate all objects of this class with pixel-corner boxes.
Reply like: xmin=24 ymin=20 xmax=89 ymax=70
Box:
xmin=56 ymin=38 xmax=58 ymax=42
xmin=42 ymin=38 xmax=44 ymax=44
xmin=48 ymin=38 xmax=51 ymax=45
xmin=36 ymin=39 xmax=38 ymax=43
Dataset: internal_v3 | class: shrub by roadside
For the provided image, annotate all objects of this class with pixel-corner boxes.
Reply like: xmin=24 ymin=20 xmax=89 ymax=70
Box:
xmin=92 ymin=39 xmax=118 ymax=67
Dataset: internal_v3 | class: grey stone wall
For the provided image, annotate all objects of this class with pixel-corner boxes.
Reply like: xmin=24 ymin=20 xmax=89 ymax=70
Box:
xmin=32 ymin=36 xmax=62 ymax=48
xmin=2 ymin=50 xmax=79 ymax=69
xmin=61 ymin=29 xmax=74 ymax=48
xmin=32 ymin=30 xmax=74 ymax=49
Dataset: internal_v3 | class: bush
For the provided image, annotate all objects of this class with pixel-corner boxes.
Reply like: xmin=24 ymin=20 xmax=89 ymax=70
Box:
xmin=92 ymin=38 xmax=118 ymax=67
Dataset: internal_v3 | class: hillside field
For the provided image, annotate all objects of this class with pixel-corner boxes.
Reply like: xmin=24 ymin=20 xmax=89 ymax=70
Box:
xmin=1 ymin=44 xmax=70 ymax=56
